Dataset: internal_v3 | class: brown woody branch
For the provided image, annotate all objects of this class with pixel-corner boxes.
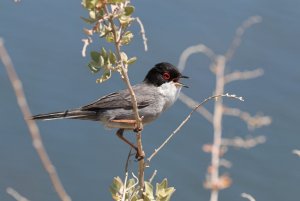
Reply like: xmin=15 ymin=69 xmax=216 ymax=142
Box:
xmin=103 ymin=5 xmax=145 ymax=192
xmin=0 ymin=38 xmax=71 ymax=201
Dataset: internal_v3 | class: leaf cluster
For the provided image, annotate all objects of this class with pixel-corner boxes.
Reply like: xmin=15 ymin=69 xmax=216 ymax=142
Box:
xmin=81 ymin=0 xmax=137 ymax=83
xmin=110 ymin=177 xmax=175 ymax=201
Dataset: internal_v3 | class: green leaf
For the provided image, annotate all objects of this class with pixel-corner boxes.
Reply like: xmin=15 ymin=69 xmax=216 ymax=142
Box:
xmin=124 ymin=6 xmax=135 ymax=16
xmin=80 ymin=16 xmax=97 ymax=24
xmin=107 ymin=0 xmax=125 ymax=3
xmin=109 ymin=176 xmax=123 ymax=201
xmin=127 ymin=57 xmax=137 ymax=65
xmin=156 ymin=179 xmax=176 ymax=201
xmin=87 ymin=61 xmax=101 ymax=73
xmin=90 ymin=51 xmax=100 ymax=63
xmin=82 ymin=0 xmax=98 ymax=9
xmin=156 ymin=178 xmax=168 ymax=192
xmin=105 ymin=32 xmax=115 ymax=43
xmin=120 ymin=52 xmax=128 ymax=62
xmin=96 ymin=69 xmax=111 ymax=83
xmin=99 ymin=55 xmax=105 ymax=66
xmin=120 ymin=31 xmax=133 ymax=45
xmin=109 ymin=51 xmax=117 ymax=65
xmin=143 ymin=182 xmax=155 ymax=201
xmin=119 ymin=15 xmax=133 ymax=25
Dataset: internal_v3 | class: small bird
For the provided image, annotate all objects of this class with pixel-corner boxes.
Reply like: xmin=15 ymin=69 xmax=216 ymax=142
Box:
xmin=32 ymin=62 xmax=188 ymax=158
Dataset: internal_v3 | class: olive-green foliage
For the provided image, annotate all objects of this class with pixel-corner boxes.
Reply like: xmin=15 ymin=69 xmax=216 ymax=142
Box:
xmin=110 ymin=177 xmax=175 ymax=201
xmin=82 ymin=0 xmax=137 ymax=83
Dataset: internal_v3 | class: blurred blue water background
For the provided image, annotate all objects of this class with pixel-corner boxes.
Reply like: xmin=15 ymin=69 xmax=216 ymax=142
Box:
xmin=1 ymin=0 xmax=299 ymax=200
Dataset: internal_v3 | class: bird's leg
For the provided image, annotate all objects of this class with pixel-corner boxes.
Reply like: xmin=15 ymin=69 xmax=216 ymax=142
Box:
xmin=116 ymin=129 xmax=144 ymax=160
xmin=116 ymin=128 xmax=137 ymax=151
xmin=132 ymin=123 xmax=145 ymax=160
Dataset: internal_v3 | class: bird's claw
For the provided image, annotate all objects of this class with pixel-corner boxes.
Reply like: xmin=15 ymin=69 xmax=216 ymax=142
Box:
xmin=133 ymin=126 xmax=143 ymax=133
xmin=134 ymin=148 xmax=145 ymax=161
xmin=133 ymin=116 xmax=144 ymax=133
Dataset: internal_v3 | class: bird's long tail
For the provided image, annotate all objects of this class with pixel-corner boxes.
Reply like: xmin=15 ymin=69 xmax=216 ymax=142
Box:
xmin=31 ymin=109 xmax=99 ymax=121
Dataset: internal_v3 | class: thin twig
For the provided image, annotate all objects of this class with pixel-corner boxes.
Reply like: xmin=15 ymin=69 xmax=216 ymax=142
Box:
xmin=121 ymin=172 xmax=129 ymax=201
xmin=127 ymin=173 xmax=140 ymax=200
xmin=225 ymin=16 xmax=262 ymax=61
xmin=222 ymin=136 xmax=266 ymax=149
xmin=241 ymin=193 xmax=256 ymax=201
xmin=124 ymin=148 xmax=133 ymax=172
xmin=148 ymin=170 xmax=157 ymax=183
xmin=177 ymin=43 xmax=216 ymax=72
xmin=179 ymin=92 xmax=213 ymax=123
xmin=223 ymin=106 xmax=272 ymax=130
xmin=147 ymin=94 xmax=243 ymax=162
xmin=224 ymin=68 xmax=264 ymax=84
xmin=121 ymin=149 xmax=133 ymax=201
xmin=6 ymin=188 xmax=30 ymax=201
xmin=0 ymin=38 xmax=71 ymax=201
xmin=81 ymin=37 xmax=92 ymax=57
xmin=136 ymin=17 xmax=148 ymax=52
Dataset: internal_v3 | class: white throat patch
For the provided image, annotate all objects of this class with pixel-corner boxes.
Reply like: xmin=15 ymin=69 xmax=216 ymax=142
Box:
xmin=158 ymin=82 xmax=181 ymax=110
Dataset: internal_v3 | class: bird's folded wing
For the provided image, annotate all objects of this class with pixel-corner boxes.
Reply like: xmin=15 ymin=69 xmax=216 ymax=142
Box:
xmin=81 ymin=87 xmax=154 ymax=111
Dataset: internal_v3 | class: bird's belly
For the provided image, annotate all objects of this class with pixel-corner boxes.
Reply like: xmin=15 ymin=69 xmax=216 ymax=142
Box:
xmin=100 ymin=107 xmax=162 ymax=129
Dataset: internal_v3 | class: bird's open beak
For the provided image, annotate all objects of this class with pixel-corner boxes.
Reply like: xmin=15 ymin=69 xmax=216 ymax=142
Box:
xmin=174 ymin=74 xmax=189 ymax=88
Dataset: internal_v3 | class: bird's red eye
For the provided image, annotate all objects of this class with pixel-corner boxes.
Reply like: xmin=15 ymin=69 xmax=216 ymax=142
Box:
xmin=163 ymin=72 xmax=170 ymax=80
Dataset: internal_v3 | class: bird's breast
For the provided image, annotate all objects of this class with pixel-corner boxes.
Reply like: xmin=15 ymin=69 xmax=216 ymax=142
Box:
xmin=157 ymin=82 xmax=181 ymax=110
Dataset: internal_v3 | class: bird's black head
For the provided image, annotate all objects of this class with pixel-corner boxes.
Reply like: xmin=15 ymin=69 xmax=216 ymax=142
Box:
xmin=143 ymin=62 xmax=188 ymax=87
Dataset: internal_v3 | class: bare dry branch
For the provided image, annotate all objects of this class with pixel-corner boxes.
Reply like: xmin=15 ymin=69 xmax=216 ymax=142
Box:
xmin=224 ymin=68 xmax=264 ymax=84
xmin=179 ymin=92 xmax=213 ymax=123
xmin=225 ymin=16 xmax=262 ymax=61
xmin=223 ymin=106 xmax=272 ymax=130
xmin=147 ymin=94 xmax=243 ymax=162
xmin=222 ymin=136 xmax=266 ymax=149
xmin=241 ymin=193 xmax=256 ymax=201
xmin=0 ymin=38 xmax=71 ymax=201
xmin=177 ymin=43 xmax=216 ymax=72
xmin=136 ymin=17 xmax=148 ymax=52
xmin=6 ymin=188 xmax=30 ymax=201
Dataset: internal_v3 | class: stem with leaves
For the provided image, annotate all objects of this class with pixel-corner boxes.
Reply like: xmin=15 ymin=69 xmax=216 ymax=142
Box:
xmin=81 ymin=0 xmax=146 ymax=194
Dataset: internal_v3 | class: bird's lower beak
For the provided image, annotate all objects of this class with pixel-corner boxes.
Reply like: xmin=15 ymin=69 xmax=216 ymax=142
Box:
xmin=174 ymin=82 xmax=189 ymax=88
xmin=174 ymin=74 xmax=189 ymax=88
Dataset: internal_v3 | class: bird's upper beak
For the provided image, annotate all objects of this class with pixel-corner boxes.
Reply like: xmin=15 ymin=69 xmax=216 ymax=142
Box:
xmin=180 ymin=75 xmax=189 ymax=79
xmin=174 ymin=75 xmax=189 ymax=88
